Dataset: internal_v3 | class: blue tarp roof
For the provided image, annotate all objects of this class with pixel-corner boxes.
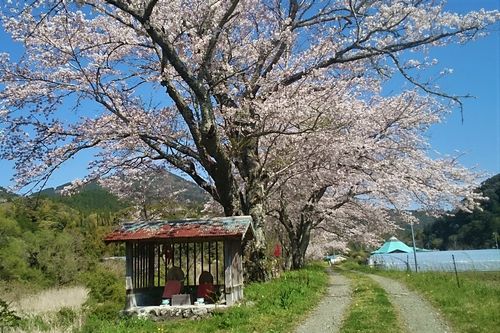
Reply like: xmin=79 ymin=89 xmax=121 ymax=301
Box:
xmin=372 ymin=236 xmax=414 ymax=254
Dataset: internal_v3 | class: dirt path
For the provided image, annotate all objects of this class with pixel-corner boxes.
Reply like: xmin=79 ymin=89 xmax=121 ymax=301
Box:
xmin=295 ymin=270 xmax=352 ymax=333
xmin=367 ymin=274 xmax=452 ymax=333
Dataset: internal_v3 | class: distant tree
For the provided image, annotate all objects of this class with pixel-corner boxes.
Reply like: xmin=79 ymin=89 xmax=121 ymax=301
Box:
xmin=1 ymin=1 xmax=497 ymax=275
xmin=423 ymin=174 xmax=500 ymax=249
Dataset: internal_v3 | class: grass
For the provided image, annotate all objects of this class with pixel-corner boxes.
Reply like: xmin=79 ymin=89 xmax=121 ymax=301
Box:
xmin=13 ymin=308 xmax=86 ymax=333
xmin=79 ymin=263 xmax=329 ymax=333
xmin=338 ymin=270 xmax=403 ymax=333
xmin=1 ymin=286 xmax=89 ymax=333
xmin=379 ymin=270 xmax=500 ymax=333
xmin=13 ymin=286 xmax=88 ymax=314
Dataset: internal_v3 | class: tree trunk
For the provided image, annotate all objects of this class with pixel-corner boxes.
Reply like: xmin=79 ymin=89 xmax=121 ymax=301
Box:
xmin=241 ymin=179 xmax=269 ymax=281
xmin=288 ymin=221 xmax=312 ymax=270
xmin=238 ymin=137 xmax=269 ymax=281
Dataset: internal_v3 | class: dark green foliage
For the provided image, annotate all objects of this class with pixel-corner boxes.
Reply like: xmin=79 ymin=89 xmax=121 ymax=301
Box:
xmin=81 ymin=264 xmax=126 ymax=324
xmin=0 ymin=197 xmax=107 ymax=287
xmin=0 ymin=173 xmax=208 ymax=291
xmin=82 ymin=266 xmax=124 ymax=305
xmin=34 ymin=174 xmax=208 ymax=215
xmin=395 ymin=211 xmax=437 ymax=248
xmin=56 ymin=307 xmax=77 ymax=327
xmin=34 ymin=182 xmax=127 ymax=215
xmin=422 ymin=174 xmax=500 ymax=250
xmin=0 ymin=298 xmax=21 ymax=332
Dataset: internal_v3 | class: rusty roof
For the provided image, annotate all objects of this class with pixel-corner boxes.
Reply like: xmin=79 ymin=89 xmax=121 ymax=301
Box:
xmin=104 ymin=216 xmax=254 ymax=243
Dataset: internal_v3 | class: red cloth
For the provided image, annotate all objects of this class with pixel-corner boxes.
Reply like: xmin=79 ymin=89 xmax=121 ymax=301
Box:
xmin=196 ymin=283 xmax=214 ymax=300
xmin=162 ymin=280 xmax=182 ymax=299
xmin=273 ymin=244 xmax=282 ymax=257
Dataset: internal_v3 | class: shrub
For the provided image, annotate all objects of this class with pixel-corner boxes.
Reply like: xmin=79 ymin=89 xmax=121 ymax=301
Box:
xmin=82 ymin=266 xmax=123 ymax=305
xmin=0 ymin=298 xmax=21 ymax=332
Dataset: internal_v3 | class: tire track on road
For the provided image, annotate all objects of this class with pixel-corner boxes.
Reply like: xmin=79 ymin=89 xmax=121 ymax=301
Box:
xmin=296 ymin=270 xmax=352 ymax=333
xmin=367 ymin=274 xmax=452 ymax=333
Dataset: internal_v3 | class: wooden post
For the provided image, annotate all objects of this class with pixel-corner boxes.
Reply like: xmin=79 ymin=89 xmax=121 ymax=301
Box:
xmin=157 ymin=243 xmax=161 ymax=287
xmin=208 ymin=241 xmax=212 ymax=274
xmin=201 ymin=242 xmax=204 ymax=272
xmin=148 ymin=243 xmax=155 ymax=287
xmin=194 ymin=242 xmax=197 ymax=286
xmin=224 ymin=239 xmax=244 ymax=305
xmin=215 ymin=241 xmax=219 ymax=285
xmin=125 ymin=243 xmax=137 ymax=309
xmin=224 ymin=240 xmax=232 ymax=305
xmin=125 ymin=276 xmax=137 ymax=309
xmin=186 ymin=242 xmax=190 ymax=285
xmin=452 ymin=254 xmax=461 ymax=288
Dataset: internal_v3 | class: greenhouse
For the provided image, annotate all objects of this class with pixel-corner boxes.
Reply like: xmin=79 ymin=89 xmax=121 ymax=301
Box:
xmin=369 ymin=249 xmax=500 ymax=272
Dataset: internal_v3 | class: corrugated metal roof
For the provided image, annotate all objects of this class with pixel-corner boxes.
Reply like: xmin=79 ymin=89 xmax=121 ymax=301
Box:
xmin=104 ymin=216 xmax=254 ymax=243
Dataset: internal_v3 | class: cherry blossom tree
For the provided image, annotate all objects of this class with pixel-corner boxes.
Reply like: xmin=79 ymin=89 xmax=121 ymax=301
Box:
xmin=263 ymin=84 xmax=483 ymax=268
xmin=0 ymin=0 xmax=498 ymax=277
xmin=98 ymin=165 xmax=186 ymax=219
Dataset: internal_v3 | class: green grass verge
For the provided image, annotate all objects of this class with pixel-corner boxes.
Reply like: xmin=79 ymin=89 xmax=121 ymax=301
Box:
xmin=339 ymin=270 xmax=404 ymax=333
xmin=378 ymin=270 xmax=500 ymax=333
xmin=79 ymin=263 xmax=329 ymax=333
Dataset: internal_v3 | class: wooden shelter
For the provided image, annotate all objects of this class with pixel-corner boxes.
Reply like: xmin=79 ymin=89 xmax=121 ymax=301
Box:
xmin=104 ymin=216 xmax=254 ymax=308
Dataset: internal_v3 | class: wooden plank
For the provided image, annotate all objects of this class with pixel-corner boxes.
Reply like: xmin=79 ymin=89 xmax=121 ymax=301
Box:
xmin=125 ymin=242 xmax=133 ymax=281
xmin=201 ymin=242 xmax=204 ymax=272
xmin=215 ymin=241 xmax=219 ymax=285
xmin=208 ymin=241 xmax=212 ymax=274
xmin=148 ymin=243 xmax=155 ymax=287
xmin=224 ymin=240 xmax=233 ymax=305
xmin=224 ymin=239 xmax=243 ymax=304
xmin=193 ymin=242 xmax=197 ymax=285
xmin=124 ymin=276 xmax=137 ymax=309
xmin=157 ymin=243 xmax=161 ymax=287
xmin=133 ymin=243 xmax=137 ymax=288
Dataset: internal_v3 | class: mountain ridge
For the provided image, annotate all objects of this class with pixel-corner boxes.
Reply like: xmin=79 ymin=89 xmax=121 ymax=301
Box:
xmin=32 ymin=172 xmax=209 ymax=214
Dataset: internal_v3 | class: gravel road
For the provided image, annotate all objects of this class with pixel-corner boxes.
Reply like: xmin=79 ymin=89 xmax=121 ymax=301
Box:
xmin=367 ymin=274 xmax=452 ymax=333
xmin=295 ymin=270 xmax=352 ymax=333
xmin=295 ymin=270 xmax=453 ymax=333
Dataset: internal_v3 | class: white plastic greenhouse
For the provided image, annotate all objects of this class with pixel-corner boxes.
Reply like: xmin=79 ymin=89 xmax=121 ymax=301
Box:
xmin=369 ymin=249 xmax=500 ymax=272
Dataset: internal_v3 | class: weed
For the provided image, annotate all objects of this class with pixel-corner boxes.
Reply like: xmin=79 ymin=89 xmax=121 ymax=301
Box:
xmin=57 ymin=307 xmax=77 ymax=326
xmin=339 ymin=271 xmax=403 ymax=333
xmin=380 ymin=270 xmax=500 ymax=333
xmin=0 ymin=298 xmax=21 ymax=332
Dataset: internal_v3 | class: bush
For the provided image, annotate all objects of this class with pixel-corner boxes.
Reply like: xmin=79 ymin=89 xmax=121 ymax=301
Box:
xmin=0 ymin=298 xmax=21 ymax=331
xmin=80 ymin=264 xmax=125 ymax=326
xmin=56 ymin=307 xmax=77 ymax=327
xmin=82 ymin=266 xmax=124 ymax=305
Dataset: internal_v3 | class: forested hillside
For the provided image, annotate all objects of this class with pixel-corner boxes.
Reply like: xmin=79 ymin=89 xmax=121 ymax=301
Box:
xmin=0 ymin=196 xmax=112 ymax=287
xmin=35 ymin=172 xmax=209 ymax=214
xmin=0 ymin=186 xmax=17 ymax=202
xmin=421 ymin=174 xmax=500 ymax=250
xmin=0 ymin=174 xmax=207 ymax=290
xmin=35 ymin=182 xmax=128 ymax=214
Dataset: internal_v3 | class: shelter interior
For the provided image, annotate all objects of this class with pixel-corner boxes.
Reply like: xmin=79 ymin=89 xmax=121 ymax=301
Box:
xmin=104 ymin=217 xmax=253 ymax=308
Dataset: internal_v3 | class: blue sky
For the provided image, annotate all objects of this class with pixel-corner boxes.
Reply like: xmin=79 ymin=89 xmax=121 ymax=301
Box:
xmin=0 ymin=1 xmax=499 ymax=191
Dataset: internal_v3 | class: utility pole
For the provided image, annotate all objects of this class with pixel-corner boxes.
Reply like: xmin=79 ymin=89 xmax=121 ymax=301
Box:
xmin=410 ymin=221 xmax=418 ymax=272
